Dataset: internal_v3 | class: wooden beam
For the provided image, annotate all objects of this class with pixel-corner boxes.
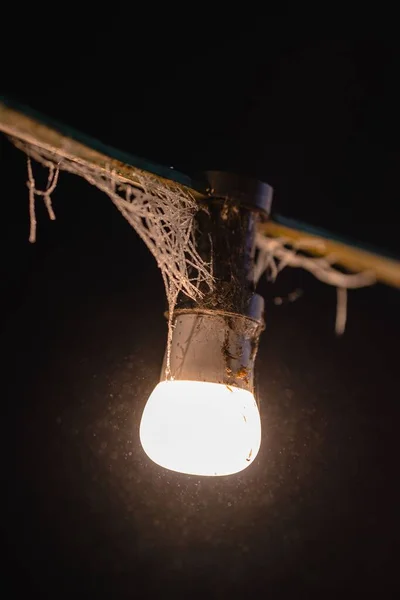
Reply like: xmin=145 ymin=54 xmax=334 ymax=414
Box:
xmin=2 ymin=98 xmax=399 ymax=288
xmin=0 ymin=99 xmax=204 ymax=198
xmin=259 ymin=220 xmax=400 ymax=289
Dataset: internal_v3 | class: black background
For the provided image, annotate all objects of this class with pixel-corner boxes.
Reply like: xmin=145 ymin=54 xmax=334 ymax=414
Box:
xmin=1 ymin=24 xmax=399 ymax=597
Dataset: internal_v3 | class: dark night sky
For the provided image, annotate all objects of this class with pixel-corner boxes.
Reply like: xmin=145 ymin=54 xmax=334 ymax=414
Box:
xmin=3 ymin=34 xmax=400 ymax=251
xmin=2 ymin=32 xmax=400 ymax=597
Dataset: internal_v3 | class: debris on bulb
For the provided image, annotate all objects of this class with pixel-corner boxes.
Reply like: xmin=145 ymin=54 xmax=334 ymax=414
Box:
xmin=139 ymin=380 xmax=261 ymax=476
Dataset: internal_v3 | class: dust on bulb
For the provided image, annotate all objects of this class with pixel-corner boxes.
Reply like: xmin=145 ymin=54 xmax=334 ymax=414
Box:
xmin=139 ymin=380 xmax=261 ymax=476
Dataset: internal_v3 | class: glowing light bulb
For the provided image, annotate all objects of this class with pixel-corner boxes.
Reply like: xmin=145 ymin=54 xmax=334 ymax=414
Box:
xmin=139 ymin=380 xmax=261 ymax=476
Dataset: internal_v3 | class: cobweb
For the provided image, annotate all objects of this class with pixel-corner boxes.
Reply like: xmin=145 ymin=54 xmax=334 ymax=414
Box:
xmin=8 ymin=135 xmax=376 ymax=345
xmin=10 ymin=137 xmax=214 ymax=377
xmin=254 ymin=233 xmax=376 ymax=334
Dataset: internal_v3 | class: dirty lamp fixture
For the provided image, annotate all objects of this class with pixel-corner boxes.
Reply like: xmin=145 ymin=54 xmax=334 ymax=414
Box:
xmin=140 ymin=172 xmax=273 ymax=476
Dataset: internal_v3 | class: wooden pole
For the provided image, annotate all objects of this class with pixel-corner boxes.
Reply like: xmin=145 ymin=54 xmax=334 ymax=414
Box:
xmin=258 ymin=220 xmax=400 ymax=289
xmin=2 ymin=98 xmax=399 ymax=289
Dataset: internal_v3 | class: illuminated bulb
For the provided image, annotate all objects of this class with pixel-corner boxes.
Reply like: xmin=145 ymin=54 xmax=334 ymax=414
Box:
xmin=137 ymin=173 xmax=270 ymax=476
xmin=139 ymin=380 xmax=261 ymax=476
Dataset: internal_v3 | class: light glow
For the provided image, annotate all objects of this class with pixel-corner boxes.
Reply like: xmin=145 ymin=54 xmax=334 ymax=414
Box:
xmin=139 ymin=380 xmax=261 ymax=476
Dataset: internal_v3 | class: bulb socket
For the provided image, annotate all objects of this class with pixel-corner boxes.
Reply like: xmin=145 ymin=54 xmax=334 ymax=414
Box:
xmin=161 ymin=294 xmax=264 ymax=392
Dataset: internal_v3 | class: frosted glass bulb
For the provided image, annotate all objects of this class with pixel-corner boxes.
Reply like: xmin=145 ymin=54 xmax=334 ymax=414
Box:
xmin=139 ymin=380 xmax=261 ymax=476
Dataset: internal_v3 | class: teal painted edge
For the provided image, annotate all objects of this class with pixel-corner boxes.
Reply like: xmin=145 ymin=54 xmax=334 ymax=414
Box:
xmin=273 ymin=213 xmax=400 ymax=262
xmin=0 ymin=94 xmax=196 ymax=189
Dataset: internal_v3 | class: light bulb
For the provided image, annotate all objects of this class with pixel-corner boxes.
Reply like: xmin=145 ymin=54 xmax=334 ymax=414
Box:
xmin=139 ymin=380 xmax=261 ymax=476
